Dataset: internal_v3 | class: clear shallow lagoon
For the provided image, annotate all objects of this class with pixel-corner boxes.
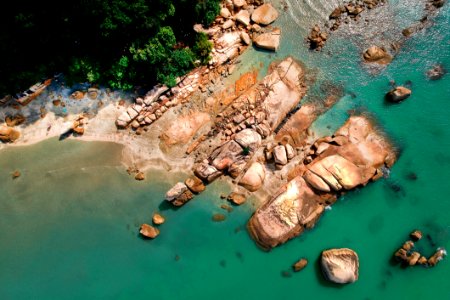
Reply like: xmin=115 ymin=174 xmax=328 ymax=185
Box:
xmin=1 ymin=0 xmax=450 ymax=299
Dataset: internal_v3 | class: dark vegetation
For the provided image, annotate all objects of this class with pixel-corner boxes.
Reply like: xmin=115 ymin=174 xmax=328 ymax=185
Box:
xmin=0 ymin=0 xmax=220 ymax=96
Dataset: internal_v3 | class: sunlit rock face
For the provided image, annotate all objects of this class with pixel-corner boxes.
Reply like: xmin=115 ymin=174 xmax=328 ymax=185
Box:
xmin=248 ymin=116 xmax=397 ymax=250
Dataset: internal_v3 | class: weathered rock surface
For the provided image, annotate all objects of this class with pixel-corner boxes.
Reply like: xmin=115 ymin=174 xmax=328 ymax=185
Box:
xmin=140 ymin=224 xmax=160 ymax=239
xmin=248 ymin=116 xmax=397 ymax=249
xmin=253 ymin=28 xmax=281 ymax=51
xmin=273 ymin=145 xmax=288 ymax=165
xmin=385 ymin=86 xmax=411 ymax=103
xmin=134 ymin=172 xmax=145 ymax=181
xmin=0 ymin=126 xmax=20 ymax=143
xmin=194 ymin=163 xmax=223 ymax=183
xmin=235 ymin=10 xmax=250 ymax=26
xmin=234 ymin=129 xmax=261 ymax=151
xmin=239 ymin=162 xmax=265 ymax=191
xmin=251 ymin=3 xmax=279 ymax=25
xmin=321 ymin=248 xmax=359 ymax=284
xmin=160 ymin=112 xmax=210 ymax=147
xmin=363 ymin=46 xmax=392 ymax=65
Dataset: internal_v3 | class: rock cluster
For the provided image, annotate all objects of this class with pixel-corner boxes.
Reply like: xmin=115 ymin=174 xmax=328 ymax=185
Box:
xmin=265 ymin=142 xmax=296 ymax=169
xmin=385 ymin=86 xmax=411 ymax=103
xmin=394 ymin=230 xmax=447 ymax=267
xmin=248 ymin=116 xmax=397 ymax=250
xmin=165 ymin=182 xmax=194 ymax=207
xmin=307 ymin=0 xmax=386 ymax=50
xmin=5 ymin=114 xmax=26 ymax=127
xmin=321 ymin=248 xmax=359 ymax=284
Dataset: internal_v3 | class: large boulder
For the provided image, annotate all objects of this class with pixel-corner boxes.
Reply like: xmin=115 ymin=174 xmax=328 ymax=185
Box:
xmin=363 ymin=46 xmax=392 ymax=65
xmin=385 ymin=86 xmax=411 ymax=103
xmin=235 ymin=10 xmax=250 ymax=26
xmin=253 ymin=28 xmax=281 ymax=51
xmin=234 ymin=129 xmax=261 ymax=151
xmin=0 ymin=126 xmax=20 ymax=143
xmin=239 ymin=162 xmax=266 ymax=191
xmin=321 ymin=248 xmax=359 ymax=284
xmin=251 ymin=3 xmax=279 ymax=25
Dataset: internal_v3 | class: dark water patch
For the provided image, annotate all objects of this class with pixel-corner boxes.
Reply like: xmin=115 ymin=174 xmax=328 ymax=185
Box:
xmin=378 ymin=280 xmax=387 ymax=290
xmin=404 ymin=80 xmax=413 ymax=88
xmin=368 ymin=214 xmax=384 ymax=234
xmin=175 ymin=255 xmax=180 ymax=262
xmin=383 ymin=179 xmax=407 ymax=203
xmin=219 ymin=260 xmax=226 ymax=268
xmin=281 ymin=270 xmax=292 ymax=278
xmin=405 ymin=171 xmax=418 ymax=181
xmin=158 ymin=200 xmax=180 ymax=212
xmin=235 ymin=251 xmax=244 ymax=262
xmin=434 ymin=152 xmax=450 ymax=165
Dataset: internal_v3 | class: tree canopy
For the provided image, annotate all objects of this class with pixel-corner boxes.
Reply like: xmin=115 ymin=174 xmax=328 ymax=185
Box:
xmin=0 ymin=0 xmax=219 ymax=95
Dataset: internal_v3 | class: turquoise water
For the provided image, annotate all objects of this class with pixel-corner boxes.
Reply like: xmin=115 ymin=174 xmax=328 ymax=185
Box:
xmin=1 ymin=1 xmax=450 ymax=299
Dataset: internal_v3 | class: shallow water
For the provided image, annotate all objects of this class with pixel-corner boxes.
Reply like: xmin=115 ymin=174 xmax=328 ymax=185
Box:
xmin=1 ymin=0 xmax=450 ymax=299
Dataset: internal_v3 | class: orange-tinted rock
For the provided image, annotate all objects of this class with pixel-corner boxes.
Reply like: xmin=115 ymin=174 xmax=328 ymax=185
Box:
xmin=227 ymin=192 xmax=246 ymax=205
xmin=363 ymin=46 xmax=392 ymax=65
xmin=0 ymin=126 xmax=20 ymax=143
xmin=140 ymin=224 xmax=160 ymax=238
xmin=185 ymin=176 xmax=206 ymax=194
xmin=410 ymin=230 xmax=423 ymax=241
xmin=152 ymin=213 xmax=165 ymax=225
xmin=292 ymin=258 xmax=308 ymax=272
xmin=212 ymin=213 xmax=226 ymax=222
xmin=386 ymin=86 xmax=411 ymax=103
xmin=134 ymin=172 xmax=145 ymax=181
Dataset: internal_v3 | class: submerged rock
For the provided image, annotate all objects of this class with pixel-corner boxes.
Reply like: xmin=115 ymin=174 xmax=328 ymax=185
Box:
xmin=212 ymin=213 xmax=227 ymax=222
xmin=134 ymin=172 xmax=145 ymax=181
xmin=227 ymin=192 xmax=247 ymax=205
xmin=385 ymin=86 xmax=411 ymax=103
xmin=140 ymin=224 xmax=160 ymax=239
xmin=321 ymin=248 xmax=359 ymax=284
xmin=426 ymin=64 xmax=446 ymax=80
xmin=11 ymin=170 xmax=21 ymax=179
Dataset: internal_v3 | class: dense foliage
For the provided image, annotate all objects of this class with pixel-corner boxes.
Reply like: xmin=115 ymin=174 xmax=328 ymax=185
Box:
xmin=0 ymin=0 xmax=219 ymax=96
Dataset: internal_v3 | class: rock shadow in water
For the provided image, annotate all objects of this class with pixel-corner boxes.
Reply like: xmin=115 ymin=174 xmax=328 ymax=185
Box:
xmin=313 ymin=254 xmax=345 ymax=289
xmin=158 ymin=200 xmax=182 ymax=212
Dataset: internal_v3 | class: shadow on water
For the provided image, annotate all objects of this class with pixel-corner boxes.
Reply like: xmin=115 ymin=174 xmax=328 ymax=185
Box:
xmin=158 ymin=200 xmax=182 ymax=212
xmin=313 ymin=254 xmax=345 ymax=289
xmin=59 ymin=128 xmax=73 ymax=141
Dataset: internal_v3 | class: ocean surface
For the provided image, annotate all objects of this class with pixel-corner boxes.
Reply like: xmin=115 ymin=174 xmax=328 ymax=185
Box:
xmin=1 ymin=0 xmax=449 ymax=299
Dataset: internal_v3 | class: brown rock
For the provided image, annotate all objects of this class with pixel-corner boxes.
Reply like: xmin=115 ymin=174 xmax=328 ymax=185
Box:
xmin=385 ymin=86 xmax=411 ymax=103
xmin=251 ymin=3 xmax=279 ymax=25
xmin=235 ymin=10 xmax=250 ymax=26
xmin=12 ymin=170 xmax=21 ymax=179
xmin=139 ymin=224 xmax=160 ymax=238
xmin=428 ymin=248 xmax=447 ymax=267
xmin=227 ymin=192 xmax=246 ymax=205
xmin=0 ymin=126 xmax=20 ymax=143
xmin=52 ymin=99 xmax=61 ymax=106
xmin=135 ymin=172 xmax=145 ymax=181
xmin=239 ymin=162 xmax=265 ymax=192
xmin=363 ymin=46 xmax=392 ymax=65
xmin=292 ymin=258 xmax=308 ymax=272
xmin=402 ymin=240 xmax=414 ymax=251
xmin=212 ymin=213 xmax=226 ymax=222
xmin=152 ymin=213 xmax=165 ymax=225
xmin=220 ymin=204 xmax=233 ymax=213
xmin=408 ymin=251 xmax=421 ymax=266
xmin=172 ymin=190 xmax=194 ymax=207
xmin=417 ymin=256 xmax=428 ymax=265
xmin=185 ymin=176 xmax=206 ymax=194
xmin=70 ymin=91 xmax=85 ymax=100
xmin=253 ymin=28 xmax=281 ymax=51
xmin=321 ymin=248 xmax=359 ymax=284
xmin=410 ymin=230 xmax=423 ymax=241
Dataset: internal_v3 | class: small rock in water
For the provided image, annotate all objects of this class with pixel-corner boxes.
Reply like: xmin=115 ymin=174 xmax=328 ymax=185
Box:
xmin=212 ymin=213 xmax=226 ymax=222
xmin=426 ymin=64 xmax=446 ymax=80
xmin=134 ymin=172 xmax=145 ymax=181
xmin=405 ymin=172 xmax=418 ymax=181
xmin=410 ymin=230 xmax=423 ymax=241
xmin=227 ymin=192 xmax=246 ymax=205
xmin=139 ymin=224 xmax=160 ymax=239
xmin=220 ymin=204 xmax=233 ymax=213
xmin=385 ymin=86 xmax=412 ymax=103
xmin=321 ymin=248 xmax=359 ymax=284
xmin=152 ymin=213 xmax=165 ymax=225
xmin=292 ymin=258 xmax=308 ymax=272
xmin=11 ymin=170 xmax=21 ymax=179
